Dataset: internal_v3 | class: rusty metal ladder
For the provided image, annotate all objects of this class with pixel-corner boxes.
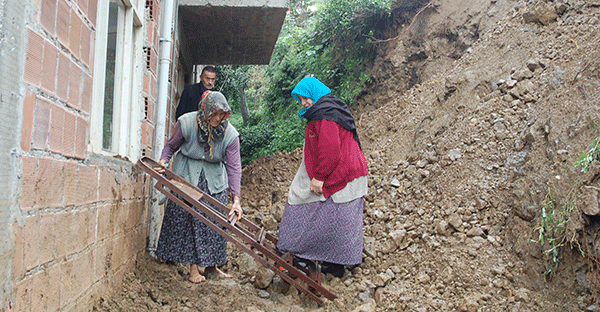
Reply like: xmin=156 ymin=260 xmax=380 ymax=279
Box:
xmin=137 ymin=156 xmax=336 ymax=304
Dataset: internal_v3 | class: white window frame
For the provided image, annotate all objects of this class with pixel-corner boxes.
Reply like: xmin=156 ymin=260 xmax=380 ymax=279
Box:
xmin=90 ymin=0 xmax=144 ymax=160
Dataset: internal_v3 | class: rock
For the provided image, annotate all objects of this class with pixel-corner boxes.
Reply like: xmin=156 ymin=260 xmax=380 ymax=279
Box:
xmin=514 ymin=287 xmax=530 ymax=302
xmin=261 ymin=215 xmax=279 ymax=231
xmin=417 ymin=272 xmax=431 ymax=284
xmin=523 ymin=1 xmax=558 ymax=25
xmin=267 ymin=275 xmax=290 ymax=295
xmin=526 ymin=58 xmax=542 ymax=71
xmin=254 ymin=267 xmax=275 ymax=289
xmin=390 ymin=178 xmax=401 ymax=188
xmin=352 ymin=298 xmax=376 ymax=312
xmin=514 ymin=204 xmax=537 ymax=221
xmin=448 ymin=149 xmax=463 ymax=161
xmin=435 ymin=220 xmax=449 ymax=235
xmin=448 ymin=214 xmax=463 ymax=231
xmin=511 ymin=68 xmax=533 ymax=81
xmin=466 ymin=226 xmax=484 ymax=237
xmin=580 ymin=187 xmax=600 ymax=216
xmin=460 ymin=297 xmax=479 ymax=312
xmin=257 ymin=290 xmax=270 ymax=299
xmin=237 ymin=253 xmax=260 ymax=276
xmin=389 ymin=229 xmax=407 ymax=245
xmin=246 ymin=307 xmax=265 ymax=312
xmin=372 ymin=272 xmax=393 ymax=287
xmin=364 ymin=236 xmax=376 ymax=258
xmin=587 ymin=303 xmax=600 ymax=312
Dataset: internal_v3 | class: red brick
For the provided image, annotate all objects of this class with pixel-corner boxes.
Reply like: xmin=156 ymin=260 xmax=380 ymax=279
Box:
xmin=14 ymin=277 xmax=32 ymax=312
xmin=77 ymin=208 xmax=96 ymax=249
xmin=78 ymin=0 xmax=89 ymax=17
xmin=92 ymin=240 xmax=111 ymax=283
xmin=48 ymin=103 xmax=65 ymax=155
xmin=13 ymin=222 xmax=25 ymax=280
xmin=141 ymin=121 xmax=154 ymax=147
xmin=41 ymin=42 xmax=58 ymax=95
xmin=38 ymin=213 xmax=57 ymax=265
xmin=81 ymin=72 xmax=92 ymax=113
xmin=71 ymin=250 xmax=94 ymax=299
xmin=80 ymin=22 xmax=92 ymax=68
xmin=96 ymin=204 xmax=112 ymax=241
xmin=75 ymin=115 xmax=88 ymax=159
xmin=23 ymin=215 xmax=41 ymax=271
xmin=21 ymin=91 xmax=36 ymax=151
xmin=54 ymin=210 xmax=73 ymax=258
xmin=21 ymin=156 xmax=38 ymax=210
xmin=50 ymin=160 xmax=67 ymax=207
xmin=98 ymin=167 xmax=115 ymax=201
xmin=88 ymin=0 xmax=97 ymax=27
xmin=35 ymin=157 xmax=54 ymax=208
xmin=67 ymin=63 xmax=81 ymax=109
xmin=32 ymin=98 xmax=50 ymax=150
xmin=76 ymin=163 xmax=98 ymax=205
xmin=59 ymin=257 xmax=76 ymax=307
xmin=63 ymin=160 xmax=78 ymax=205
xmin=64 ymin=110 xmax=77 ymax=157
xmin=24 ymin=30 xmax=44 ymax=87
xmin=57 ymin=51 xmax=70 ymax=102
xmin=64 ymin=288 xmax=94 ymax=312
xmin=56 ymin=0 xmax=70 ymax=47
xmin=89 ymin=31 xmax=96 ymax=72
xmin=31 ymin=264 xmax=61 ymax=312
xmin=69 ymin=10 xmax=82 ymax=59
xmin=40 ymin=0 xmax=57 ymax=36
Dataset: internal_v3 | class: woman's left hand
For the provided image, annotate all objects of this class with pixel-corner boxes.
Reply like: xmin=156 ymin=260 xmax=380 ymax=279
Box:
xmin=310 ymin=178 xmax=324 ymax=195
xmin=229 ymin=197 xmax=243 ymax=219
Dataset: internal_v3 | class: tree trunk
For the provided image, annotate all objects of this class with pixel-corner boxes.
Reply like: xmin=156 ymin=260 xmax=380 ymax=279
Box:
xmin=239 ymin=85 xmax=250 ymax=124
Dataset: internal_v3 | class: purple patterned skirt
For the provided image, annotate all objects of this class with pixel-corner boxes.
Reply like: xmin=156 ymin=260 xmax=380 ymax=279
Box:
xmin=156 ymin=170 xmax=228 ymax=267
xmin=276 ymin=197 xmax=364 ymax=265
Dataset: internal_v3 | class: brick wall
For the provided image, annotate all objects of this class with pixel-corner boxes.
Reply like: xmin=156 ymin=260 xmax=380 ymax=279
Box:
xmin=13 ymin=0 xmax=154 ymax=311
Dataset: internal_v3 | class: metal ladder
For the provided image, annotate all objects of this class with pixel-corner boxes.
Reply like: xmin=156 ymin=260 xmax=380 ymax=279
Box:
xmin=137 ymin=156 xmax=336 ymax=304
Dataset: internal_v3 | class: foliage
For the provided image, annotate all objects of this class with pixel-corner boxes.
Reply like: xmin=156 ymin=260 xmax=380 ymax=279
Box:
xmin=225 ymin=0 xmax=393 ymax=165
xmin=574 ymin=137 xmax=600 ymax=173
xmin=537 ymin=190 xmax=582 ymax=277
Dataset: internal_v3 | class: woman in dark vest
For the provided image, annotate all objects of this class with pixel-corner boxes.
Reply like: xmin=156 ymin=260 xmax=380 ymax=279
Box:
xmin=277 ymin=77 xmax=368 ymax=277
xmin=155 ymin=90 xmax=243 ymax=283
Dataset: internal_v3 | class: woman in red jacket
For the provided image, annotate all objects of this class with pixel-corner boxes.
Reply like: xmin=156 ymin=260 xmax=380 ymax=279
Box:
xmin=277 ymin=77 xmax=368 ymax=277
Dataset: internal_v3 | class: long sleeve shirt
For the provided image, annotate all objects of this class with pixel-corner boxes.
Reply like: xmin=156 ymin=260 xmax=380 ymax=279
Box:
xmin=160 ymin=121 xmax=242 ymax=197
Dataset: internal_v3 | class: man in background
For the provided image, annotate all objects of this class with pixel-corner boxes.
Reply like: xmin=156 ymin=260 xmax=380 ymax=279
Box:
xmin=175 ymin=65 xmax=217 ymax=120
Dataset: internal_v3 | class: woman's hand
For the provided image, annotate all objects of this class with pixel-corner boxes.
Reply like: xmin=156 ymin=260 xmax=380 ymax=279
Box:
xmin=229 ymin=196 xmax=243 ymax=219
xmin=310 ymin=178 xmax=324 ymax=195
xmin=154 ymin=159 xmax=167 ymax=174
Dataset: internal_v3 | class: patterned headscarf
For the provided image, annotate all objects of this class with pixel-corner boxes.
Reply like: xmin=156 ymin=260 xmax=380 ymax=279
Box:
xmin=291 ymin=77 xmax=332 ymax=118
xmin=196 ymin=91 xmax=231 ymax=156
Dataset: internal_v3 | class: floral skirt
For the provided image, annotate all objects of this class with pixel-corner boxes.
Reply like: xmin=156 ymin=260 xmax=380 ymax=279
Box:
xmin=156 ymin=170 xmax=228 ymax=267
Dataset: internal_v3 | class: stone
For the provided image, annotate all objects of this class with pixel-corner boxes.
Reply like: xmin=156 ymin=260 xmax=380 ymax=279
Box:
xmin=257 ymin=290 xmax=270 ymax=299
xmin=254 ymin=267 xmax=275 ymax=289
xmin=580 ymin=188 xmax=600 ymax=216
xmin=390 ymin=178 xmax=401 ymax=188
xmin=352 ymin=298 xmax=377 ymax=312
xmin=448 ymin=214 xmax=463 ymax=231
xmin=522 ymin=1 xmax=558 ymax=25
xmin=448 ymin=149 xmax=462 ymax=161
xmin=466 ymin=226 xmax=484 ymax=237
xmin=372 ymin=272 xmax=392 ymax=287
xmin=364 ymin=236 xmax=376 ymax=258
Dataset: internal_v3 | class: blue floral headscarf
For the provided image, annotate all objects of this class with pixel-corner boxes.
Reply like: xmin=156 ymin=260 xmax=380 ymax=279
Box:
xmin=291 ymin=77 xmax=331 ymax=118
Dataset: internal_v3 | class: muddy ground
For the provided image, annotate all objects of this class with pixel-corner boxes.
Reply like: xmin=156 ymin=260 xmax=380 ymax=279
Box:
xmin=94 ymin=0 xmax=600 ymax=311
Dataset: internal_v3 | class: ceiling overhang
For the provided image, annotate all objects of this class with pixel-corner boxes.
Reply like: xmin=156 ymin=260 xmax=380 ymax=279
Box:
xmin=178 ymin=0 xmax=288 ymax=68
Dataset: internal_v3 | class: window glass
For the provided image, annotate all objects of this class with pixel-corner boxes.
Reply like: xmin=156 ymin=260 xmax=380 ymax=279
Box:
xmin=103 ymin=0 xmax=118 ymax=150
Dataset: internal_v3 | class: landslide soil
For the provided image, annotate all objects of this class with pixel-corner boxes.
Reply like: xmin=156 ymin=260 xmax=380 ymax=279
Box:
xmin=94 ymin=0 xmax=600 ymax=311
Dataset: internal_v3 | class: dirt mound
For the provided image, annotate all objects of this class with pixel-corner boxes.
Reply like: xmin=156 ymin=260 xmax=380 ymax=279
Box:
xmin=94 ymin=0 xmax=600 ymax=311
